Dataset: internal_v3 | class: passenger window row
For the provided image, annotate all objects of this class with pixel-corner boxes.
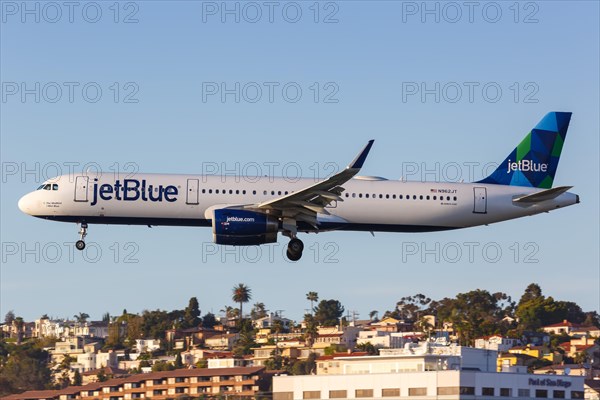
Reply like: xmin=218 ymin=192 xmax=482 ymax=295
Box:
xmin=345 ymin=192 xmax=457 ymax=201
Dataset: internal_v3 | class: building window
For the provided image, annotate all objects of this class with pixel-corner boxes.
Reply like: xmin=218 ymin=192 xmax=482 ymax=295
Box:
xmin=500 ymin=388 xmax=511 ymax=397
xmin=535 ymin=389 xmax=548 ymax=398
xmin=460 ymin=387 xmax=475 ymax=395
xmin=409 ymin=387 xmax=427 ymax=396
xmin=382 ymin=388 xmax=400 ymax=397
xmin=274 ymin=393 xmax=293 ymax=400
xmin=571 ymin=391 xmax=584 ymax=399
xmin=303 ymin=391 xmax=320 ymax=399
xmin=329 ymin=390 xmax=347 ymax=398
xmin=482 ymin=387 xmax=494 ymax=396
xmin=518 ymin=389 xmax=530 ymax=397
xmin=355 ymin=389 xmax=373 ymax=398
xmin=554 ymin=390 xmax=565 ymax=399
xmin=438 ymin=387 xmax=459 ymax=395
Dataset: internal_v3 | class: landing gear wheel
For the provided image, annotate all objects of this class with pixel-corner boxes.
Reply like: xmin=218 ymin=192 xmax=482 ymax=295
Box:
xmin=287 ymin=249 xmax=302 ymax=262
xmin=76 ymin=222 xmax=88 ymax=251
xmin=288 ymin=238 xmax=304 ymax=253
xmin=286 ymin=238 xmax=304 ymax=261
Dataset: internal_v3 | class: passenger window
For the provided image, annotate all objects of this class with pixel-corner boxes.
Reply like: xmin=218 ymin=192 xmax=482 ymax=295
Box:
xmin=413 ymin=195 xmax=417 ymax=200
xmin=202 ymin=189 xmax=206 ymax=194
xmin=385 ymin=194 xmax=389 ymax=199
xmin=252 ymin=190 xmax=256 ymax=195
xmin=229 ymin=190 xmax=233 ymax=194
xmin=52 ymin=184 xmax=59 ymax=190
xmin=399 ymin=195 xmax=403 ymax=199
xmin=365 ymin=194 xmax=369 ymax=198
xmin=433 ymin=196 xmax=437 ymax=200
xmin=263 ymin=190 xmax=267 ymax=195
xmin=379 ymin=194 xmax=383 ymax=199
xmin=209 ymin=189 xmax=213 ymax=194
xmin=426 ymin=195 xmax=430 ymax=200
xmin=359 ymin=193 xmax=363 ymax=198
xmin=216 ymin=189 xmax=220 ymax=194
xmin=392 ymin=194 xmax=396 ymax=199
xmin=453 ymin=196 xmax=457 ymax=201
xmin=352 ymin=193 xmax=356 ymax=198
xmin=419 ymin=195 xmax=423 ymax=200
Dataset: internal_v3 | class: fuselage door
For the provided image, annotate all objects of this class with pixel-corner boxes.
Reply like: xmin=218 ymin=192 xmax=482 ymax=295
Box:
xmin=186 ymin=178 xmax=199 ymax=205
xmin=74 ymin=176 xmax=89 ymax=202
xmin=473 ymin=187 xmax=487 ymax=214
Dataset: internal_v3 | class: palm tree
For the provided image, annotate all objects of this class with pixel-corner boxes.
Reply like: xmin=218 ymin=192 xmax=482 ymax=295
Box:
xmin=14 ymin=317 xmax=24 ymax=345
xmin=232 ymin=283 xmax=252 ymax=325
xmin=306 ymin=292 xmax=319 ymax=314
xmin=74 ymin=312 xmax=89 ymax=323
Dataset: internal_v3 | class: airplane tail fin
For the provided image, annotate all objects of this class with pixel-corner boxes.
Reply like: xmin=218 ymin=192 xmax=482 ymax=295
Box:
xmin=477 ymin=112 xmax=572 ymax=189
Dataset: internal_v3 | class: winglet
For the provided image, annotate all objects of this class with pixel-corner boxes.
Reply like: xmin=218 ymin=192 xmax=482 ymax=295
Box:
xmin=347 ymin=140 xmax=375 ymax=170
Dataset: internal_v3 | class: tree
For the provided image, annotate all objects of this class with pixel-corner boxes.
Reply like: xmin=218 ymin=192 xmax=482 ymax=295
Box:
xmin=4 ymin=310 xmax=15 ymax=326
xmin=73 ymin=369 xmax=82 ymax=386
xmin=251 ymin=302 xmax=268 ymax=320
xmin=183 ymin=297 xmax=201 ymax=328
xmin=0 ymin=341 xmax=52 ymax=396
xmin=14 ymin=317 xmax=24 ymax=345
xmin=174 ymin=353 xmax=183 ymax=368
xmin=369 ymin=310 xmax=379 ymax=321
xmin=102 ymin=312 xmax=111 ymax=322
xmin=356 ymin=342 xmax=378 ymax=355
xmin=232 ymin=283 xmax=252 ymax=325
xmin=518 ymin=283 xmax=543 ymax=306
xmin=303 ymin=314 xmax=318 ymax=347
xmin=74 ymin=312 xmax=89 ymax=323
xmin=202 ymin=312 xmax=217 ymax=328
xmin=306 ymin=292 xmax=319 ymax=314
xmin=314 ymin=299 xmax=344 ymax=327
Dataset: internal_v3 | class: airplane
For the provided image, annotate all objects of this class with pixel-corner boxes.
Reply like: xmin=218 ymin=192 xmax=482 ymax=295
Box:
xmin=18 ymin=112 xmax=579 ymax=261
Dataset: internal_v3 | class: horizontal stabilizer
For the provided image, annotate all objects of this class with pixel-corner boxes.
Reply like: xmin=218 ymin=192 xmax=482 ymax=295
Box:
xmin=513 ymin=186 xmax=572 ymax=203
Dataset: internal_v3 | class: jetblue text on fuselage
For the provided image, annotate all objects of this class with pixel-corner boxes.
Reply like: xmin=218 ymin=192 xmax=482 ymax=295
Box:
xmin=90 ymin=179 xmax=178 ymax=206
xmin=506 ymin=159 xmax=548 ymax=173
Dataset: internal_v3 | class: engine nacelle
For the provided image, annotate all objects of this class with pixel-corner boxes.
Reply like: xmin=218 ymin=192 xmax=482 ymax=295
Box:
xmin=211 ymin=209 xmax=278 ymax=246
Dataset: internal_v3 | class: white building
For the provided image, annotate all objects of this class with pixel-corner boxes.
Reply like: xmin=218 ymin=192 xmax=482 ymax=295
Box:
xmin=474 ymin=335 xmax=521 ymax=352
xmin=274 ymin=345 xmax=585 ymax=400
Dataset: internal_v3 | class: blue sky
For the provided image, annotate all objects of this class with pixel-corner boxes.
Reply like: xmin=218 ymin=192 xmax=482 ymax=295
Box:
xmin=1 ymin=1 xmax=598 ymax=322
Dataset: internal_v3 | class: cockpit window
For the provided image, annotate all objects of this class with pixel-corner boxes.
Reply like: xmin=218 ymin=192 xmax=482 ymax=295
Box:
xmin=37 ymin=184 xmax=45 ymax=190
xmin=52 ymin=184 xmax=59 ymax=190
xmin=43 ymin=184 xmax=51 ymax=190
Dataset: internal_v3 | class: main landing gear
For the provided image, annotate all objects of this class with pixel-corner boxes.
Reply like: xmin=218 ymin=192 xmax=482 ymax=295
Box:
xmin=75 ymin=222 xmax=88 ymax=251
xmin=286 ymin=238 xmax=304 ymax=261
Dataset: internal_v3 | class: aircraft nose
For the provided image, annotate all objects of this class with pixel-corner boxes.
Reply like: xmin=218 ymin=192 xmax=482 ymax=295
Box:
xmin=18 ymin=193 xmax=33 ymax=215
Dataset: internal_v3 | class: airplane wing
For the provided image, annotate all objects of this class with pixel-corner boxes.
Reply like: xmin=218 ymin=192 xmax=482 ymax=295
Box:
xmin=512 ymin=186 xmax=573 ymax=203
xmin=249 ymin=140 xmax=374 ymax=228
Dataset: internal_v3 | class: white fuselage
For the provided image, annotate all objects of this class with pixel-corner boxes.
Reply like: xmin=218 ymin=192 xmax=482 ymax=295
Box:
xmin=18 ymin=173 xmax=579 ymax=234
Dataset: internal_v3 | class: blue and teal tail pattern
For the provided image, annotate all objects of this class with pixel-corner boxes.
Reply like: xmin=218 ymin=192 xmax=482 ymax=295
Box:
xmin=478 ymin=112 xmax=571 ymax=189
